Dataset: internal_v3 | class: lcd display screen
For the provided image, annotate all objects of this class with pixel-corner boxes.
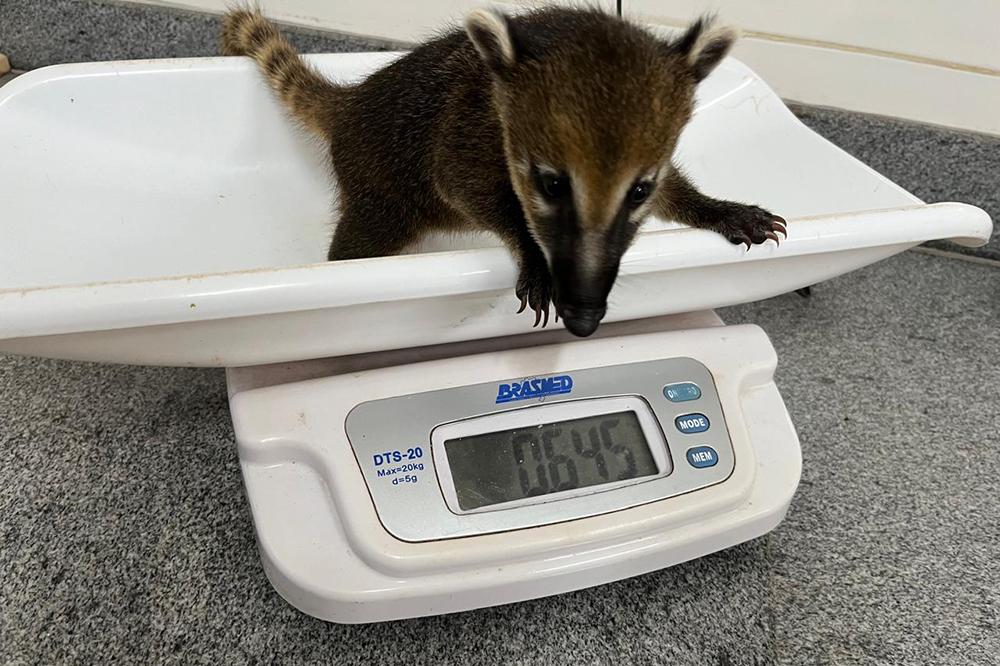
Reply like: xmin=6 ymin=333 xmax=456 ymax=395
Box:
xmin=443 ymin=410 xmax=659 ymax=511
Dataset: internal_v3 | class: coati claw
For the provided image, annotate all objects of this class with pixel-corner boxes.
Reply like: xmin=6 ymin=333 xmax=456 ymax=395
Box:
xmin=731 ymin=234 xmax=752 ymax=250
xmin=532 ymin=305 xmax=550 ymax=328
xmin=515 ymin=260 xmax=553 ymax=329
xmin=772 ymin=216 xmax=788 ymax=237
xmin=719 ymin=204 xmax=788 ymax=250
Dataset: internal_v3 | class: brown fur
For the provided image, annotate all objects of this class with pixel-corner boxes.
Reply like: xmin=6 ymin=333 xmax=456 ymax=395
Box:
xmin=221 ymin=8 xmax=340 ymax=138
xmin=221 ymin=7 xmax=785 ymax=337
xmin=487 ymin=19 xmax=690 ymax=230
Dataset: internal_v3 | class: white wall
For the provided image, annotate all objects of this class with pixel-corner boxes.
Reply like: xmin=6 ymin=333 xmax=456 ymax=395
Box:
xmin=141 ymin=0 xmax=614 ymax=43
xmin=628 ymin=0 xmax=999 ymax=72
xmin=133 ymin=0 xmax=999 ymax=135
xmin=626 ymin=0 xmax=1000 ymax=135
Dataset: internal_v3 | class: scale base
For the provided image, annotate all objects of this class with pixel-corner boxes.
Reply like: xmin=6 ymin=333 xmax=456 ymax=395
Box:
xmin=226 ymin=312 xmax=801 ymax=623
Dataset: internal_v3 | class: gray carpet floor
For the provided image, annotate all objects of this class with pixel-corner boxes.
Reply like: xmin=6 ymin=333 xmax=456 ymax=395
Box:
xmin=2 ymin=2 xmax=999 ymax=664
xmin=2 ymin=252 xmax=997 ymax=665
xmin=0 ymin=0 xmax=405 ymax=69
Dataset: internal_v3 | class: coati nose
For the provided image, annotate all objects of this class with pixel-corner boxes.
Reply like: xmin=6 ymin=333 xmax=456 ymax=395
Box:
xmin=559 ymin=306 xmax=607 ymax=338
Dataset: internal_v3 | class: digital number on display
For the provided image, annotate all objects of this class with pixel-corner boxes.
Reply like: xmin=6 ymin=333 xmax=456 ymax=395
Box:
xmin=444 ymin=411 xmax=659 ymax=510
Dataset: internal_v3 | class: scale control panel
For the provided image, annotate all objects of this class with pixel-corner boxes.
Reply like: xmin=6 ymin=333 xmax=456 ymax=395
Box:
xmin=345 ymin=357 xmax=734 ymax=542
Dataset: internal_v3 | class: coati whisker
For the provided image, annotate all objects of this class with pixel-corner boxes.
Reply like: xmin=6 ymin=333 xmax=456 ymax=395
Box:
xmin=221 ymin=5 xmax=786 ymax=338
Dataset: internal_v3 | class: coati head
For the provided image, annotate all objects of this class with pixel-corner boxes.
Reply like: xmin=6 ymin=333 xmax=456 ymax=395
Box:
xmin=466 ymin=8 xmax=736 ymax=336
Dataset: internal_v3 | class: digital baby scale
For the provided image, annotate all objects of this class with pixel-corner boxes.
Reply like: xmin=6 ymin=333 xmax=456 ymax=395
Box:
xmin=0 ymin=52 xmax=992 ymax=623
xmin=226 ymin=313 xmax=800 ymax=622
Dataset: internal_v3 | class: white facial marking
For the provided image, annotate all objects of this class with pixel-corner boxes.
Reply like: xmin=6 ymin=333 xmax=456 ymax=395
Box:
xmin=570 ymin=170 xmax=634 ymax=234
xmin=628 ymin=202 xmax=650 ymax=224
xmin=530 ymin=193 xmax=554 ymax=218
xmin=623 ymin=168 xmax=661 ymax=223
xmin=577 ymin=230 xmax=605 ymax=280
xmin=524 ymin=216 xmax=552 ymax=264
xmin=530 ymin=163 xmax=559 ymax=219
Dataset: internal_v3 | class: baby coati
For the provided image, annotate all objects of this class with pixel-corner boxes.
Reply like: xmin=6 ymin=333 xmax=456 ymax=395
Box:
xmin=222 ymin=6 xmax=785 ymax=337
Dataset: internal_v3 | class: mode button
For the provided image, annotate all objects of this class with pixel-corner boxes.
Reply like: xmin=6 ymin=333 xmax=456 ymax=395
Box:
xmin=675 ymin=413 xmax=710 ymax=434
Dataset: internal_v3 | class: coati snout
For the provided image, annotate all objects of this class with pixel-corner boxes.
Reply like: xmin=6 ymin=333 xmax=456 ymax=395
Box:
xmin=525 ymin=165 xmax=637 ymax=337
xmin=222 ymin=6 xmax=786 ymax=337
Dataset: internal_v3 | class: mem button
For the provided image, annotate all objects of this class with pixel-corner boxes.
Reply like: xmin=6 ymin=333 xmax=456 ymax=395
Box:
xmin=686 ymin=446 xmax=718 ymax=468
xmin=675 ymin=413 xmax=710 ymax=434
xmin=663 ymin=382 xmax=701 ymax=402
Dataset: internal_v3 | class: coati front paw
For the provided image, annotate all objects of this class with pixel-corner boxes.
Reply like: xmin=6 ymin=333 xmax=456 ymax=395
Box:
xmin=716 ymin=203 xmax=787 ymax=250
xmin=515 ymin=262 xmax=553 ymax=328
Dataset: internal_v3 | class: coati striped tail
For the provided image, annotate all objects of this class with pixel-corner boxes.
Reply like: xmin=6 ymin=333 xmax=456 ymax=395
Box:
xmin=221 ymin=7 xmax=340 ymax=138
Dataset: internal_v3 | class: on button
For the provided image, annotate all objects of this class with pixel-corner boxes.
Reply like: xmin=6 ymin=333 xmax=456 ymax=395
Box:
xmin=663 ymin=382 xmax=701 ymax=402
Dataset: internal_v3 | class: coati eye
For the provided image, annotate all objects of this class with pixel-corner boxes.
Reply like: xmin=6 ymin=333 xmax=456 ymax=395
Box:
xmin=537 ymin=172 xmax=571 ymax=201
xmin=627 ymin=181 xmax=653 ymax=207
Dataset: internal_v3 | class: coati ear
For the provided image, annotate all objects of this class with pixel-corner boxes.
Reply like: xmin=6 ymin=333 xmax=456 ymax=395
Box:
xmin=673 ymin=16 xmax=738 ymax=81
xmin=465 ymin=8 xmax=517 ymax=75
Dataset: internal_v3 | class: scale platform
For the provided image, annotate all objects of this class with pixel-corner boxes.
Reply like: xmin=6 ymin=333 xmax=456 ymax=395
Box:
xmin=0 ymin=52 xmax=992 ymax=623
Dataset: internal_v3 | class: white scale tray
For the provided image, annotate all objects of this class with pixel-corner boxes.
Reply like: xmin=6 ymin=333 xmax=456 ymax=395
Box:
xmin=0 ymin=53 xmax=991 ymax=365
